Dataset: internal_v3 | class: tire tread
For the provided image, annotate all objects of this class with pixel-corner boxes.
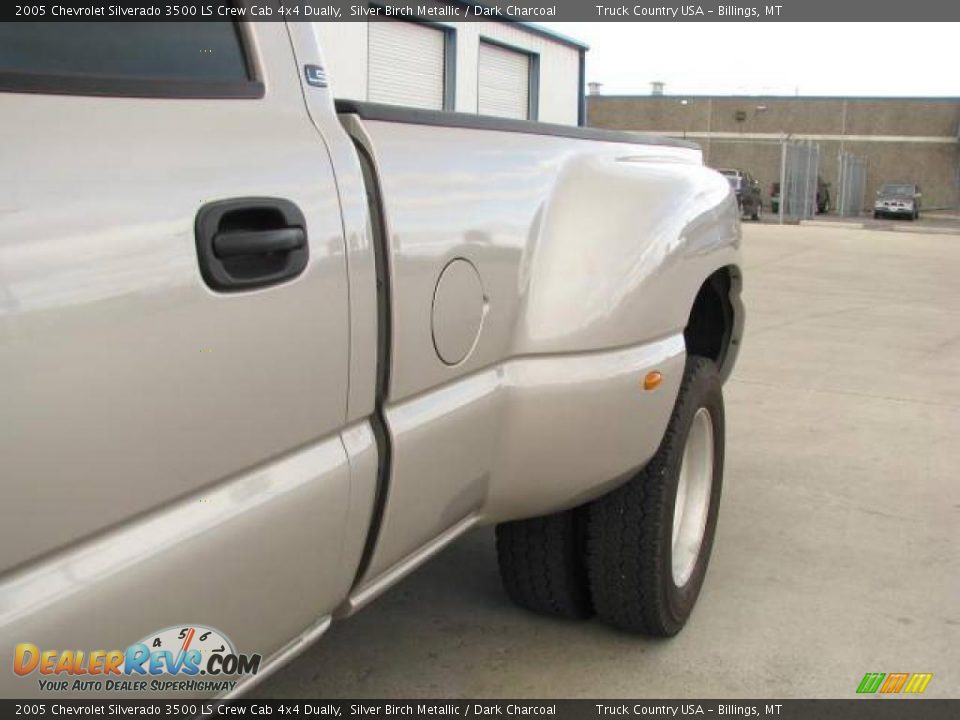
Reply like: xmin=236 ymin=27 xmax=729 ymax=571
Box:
xmin=496 ymin=511 xmax=593 ymax=620
xmin=586 ymin=357 xmax=720 ymax=636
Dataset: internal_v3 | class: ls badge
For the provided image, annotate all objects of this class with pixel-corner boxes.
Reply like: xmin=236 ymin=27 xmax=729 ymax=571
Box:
xmin=304 ymin=64 xmax=328 ymax=88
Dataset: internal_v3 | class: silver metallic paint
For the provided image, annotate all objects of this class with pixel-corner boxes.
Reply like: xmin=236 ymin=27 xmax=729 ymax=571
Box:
xmin=0 ymin=433 xmax=352 ymax=698
xmin=349 ymin=119 xmax=740 ymax=404
xmin=431 ymin=258 xmax=487 ymax=365
xmin=288 ymin=23 xmax=380 ymax=426
xmin=0 ymin=25 xmax=360 ymax=698
xmin=0 ymin=24 xmax=351 ymax=574
xmin=0 ymin=21 xmax=743 ymax=697
xmin=338 ymin=115 xmax=741 ymax=592
xmin=359 ymin=334 xmax=687 ymax=585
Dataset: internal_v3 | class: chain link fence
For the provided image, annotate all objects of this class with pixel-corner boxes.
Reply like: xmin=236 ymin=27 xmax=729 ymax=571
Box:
xmin=778 ymin=140 xmax=820 ymax=223
xmin=836 ymin=152 xmax=868 ymax=217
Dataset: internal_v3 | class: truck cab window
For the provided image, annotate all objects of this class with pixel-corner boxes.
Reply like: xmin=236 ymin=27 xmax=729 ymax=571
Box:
xmin=0 ymin=20 xmax=260 ymax=97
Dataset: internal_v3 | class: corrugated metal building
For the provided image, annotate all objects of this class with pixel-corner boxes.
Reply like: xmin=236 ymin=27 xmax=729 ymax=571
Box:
xmin=588 ymin=95 xmax=960 ymax=211
xmin=312 ymin=13 xmax=586 ymax=125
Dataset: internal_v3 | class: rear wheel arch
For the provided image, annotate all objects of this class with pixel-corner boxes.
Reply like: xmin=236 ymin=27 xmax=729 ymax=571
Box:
xmin=683 ymin=265 xmax=743 ymax=382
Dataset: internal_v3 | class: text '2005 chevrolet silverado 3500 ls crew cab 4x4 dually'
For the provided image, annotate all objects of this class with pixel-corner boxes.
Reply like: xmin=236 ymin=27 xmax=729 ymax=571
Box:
xmin=0 ymin=20 xmax=743 ymax=697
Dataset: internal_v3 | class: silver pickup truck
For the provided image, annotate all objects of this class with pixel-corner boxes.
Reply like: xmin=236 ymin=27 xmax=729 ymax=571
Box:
xmin=0 ymin=21 xmax=743 ymax=697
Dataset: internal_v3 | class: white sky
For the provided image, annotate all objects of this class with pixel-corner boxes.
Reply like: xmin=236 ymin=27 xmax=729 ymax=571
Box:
xmin=538 ymin=23 xmax=959 ymax=97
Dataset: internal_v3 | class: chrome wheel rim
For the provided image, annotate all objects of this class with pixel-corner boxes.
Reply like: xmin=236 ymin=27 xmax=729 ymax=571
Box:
xmin=671 ymin=407 xmax=715 ymax=587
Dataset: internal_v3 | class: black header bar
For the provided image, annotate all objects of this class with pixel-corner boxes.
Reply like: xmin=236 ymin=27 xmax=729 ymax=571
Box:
xmin=3 ymin=1 xmax=960 ymax=22
xmin=0 ymin=700 xmax=958 ymax=719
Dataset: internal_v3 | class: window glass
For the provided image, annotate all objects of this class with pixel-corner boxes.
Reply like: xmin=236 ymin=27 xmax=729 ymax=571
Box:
xmin=879 ymin=184 xmax=916 ymax=195
xmin=0 ymin=22 xmax=250 ymax=83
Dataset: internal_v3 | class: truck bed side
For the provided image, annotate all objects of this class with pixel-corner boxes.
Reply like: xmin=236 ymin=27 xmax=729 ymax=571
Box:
xmin=329 ymin=101 xmax=742 ymax=609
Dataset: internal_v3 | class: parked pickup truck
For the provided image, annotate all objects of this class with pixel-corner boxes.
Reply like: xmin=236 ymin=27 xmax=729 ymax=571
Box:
xmin=0 ymin=21 xmax=743 ymax=698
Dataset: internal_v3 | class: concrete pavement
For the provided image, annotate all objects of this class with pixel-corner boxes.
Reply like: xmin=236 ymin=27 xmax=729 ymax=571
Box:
xmin=259 ymin=221 xmax=960 ymax=699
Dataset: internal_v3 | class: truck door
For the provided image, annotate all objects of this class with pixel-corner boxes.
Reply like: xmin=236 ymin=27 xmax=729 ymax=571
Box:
xmin=0 ymin=22 xmax=351 ymax=591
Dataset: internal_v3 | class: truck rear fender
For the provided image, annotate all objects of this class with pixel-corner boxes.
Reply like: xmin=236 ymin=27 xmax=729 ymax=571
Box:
xmin=482 ymin=154 xmax=742 ymax=519
xmin=515 ymin=150 xmax=741 ymax=359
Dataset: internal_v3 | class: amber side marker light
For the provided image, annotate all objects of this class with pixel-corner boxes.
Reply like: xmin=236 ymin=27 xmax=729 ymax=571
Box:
xmin=644 ymin=371 xmax=663 ymax=391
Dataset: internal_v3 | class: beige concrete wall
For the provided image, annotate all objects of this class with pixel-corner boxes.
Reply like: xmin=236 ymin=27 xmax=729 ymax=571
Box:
xmin=588 ymin=96 xmax=960 ymax=211
xmin=844 ymin=100 xmax=960 ymax=137
xmin=709 ymin=99 xmax=845 ymax=135
xmin=586 ymin=96 xmax=711 ymax=134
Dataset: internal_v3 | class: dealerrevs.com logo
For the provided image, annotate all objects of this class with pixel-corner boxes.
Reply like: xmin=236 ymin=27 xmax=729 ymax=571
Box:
xmin=14 ymin=625 xmax=261 ymax=694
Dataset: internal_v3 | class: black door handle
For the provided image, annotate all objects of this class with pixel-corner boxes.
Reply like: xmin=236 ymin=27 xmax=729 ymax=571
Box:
xmin=195 ymin=198 xmax=308 ymax=292
xmin=213 ymin=227 xmax=306 ymax=258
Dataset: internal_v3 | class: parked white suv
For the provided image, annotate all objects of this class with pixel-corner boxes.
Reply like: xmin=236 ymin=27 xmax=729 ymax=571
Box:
xmin=874 ymin=183 xmax=922 ymax=220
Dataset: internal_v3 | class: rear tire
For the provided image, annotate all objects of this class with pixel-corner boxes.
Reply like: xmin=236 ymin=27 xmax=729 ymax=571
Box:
xmin=496 ymin=510 xmax=593 ymax=620
xmin=585 ymin=357 xmax=725 ymax=636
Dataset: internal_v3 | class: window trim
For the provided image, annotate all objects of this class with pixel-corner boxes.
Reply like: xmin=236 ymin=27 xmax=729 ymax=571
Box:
xmin=0 ymin=21 xmax=263 ymax=99
xmin=577 ymin=47 xmax=586 ymax=127
xmin=0 ymin=72 xmax=264 ymax=99
xmin=477 ymin=36 xmax=539 ymax=122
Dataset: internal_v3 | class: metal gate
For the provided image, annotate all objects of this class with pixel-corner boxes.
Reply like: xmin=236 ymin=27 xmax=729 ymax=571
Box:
xmin=836 ymin=152 xmax=868 ymax=217
xmin=778 ymin=140 xmax=820 ymax=223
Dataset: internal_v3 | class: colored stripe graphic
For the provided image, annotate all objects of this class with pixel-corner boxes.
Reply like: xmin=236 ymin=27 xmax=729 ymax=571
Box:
xmin=903 ymin=673 xmax=934 ymax=694
xmin=857 ymin=672 xmax=933 ymax=694
xmin=879 ymin=673 xmax=909 ymax=693
xmin=857 ymin=673 xmax=885 ymax=694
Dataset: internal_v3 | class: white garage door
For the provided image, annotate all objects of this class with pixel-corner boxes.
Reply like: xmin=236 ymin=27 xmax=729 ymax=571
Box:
xmin=368 ymin=21 xmax=446 ymax=110
xmin=478 ymin=41 xmax=531 ymax=120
